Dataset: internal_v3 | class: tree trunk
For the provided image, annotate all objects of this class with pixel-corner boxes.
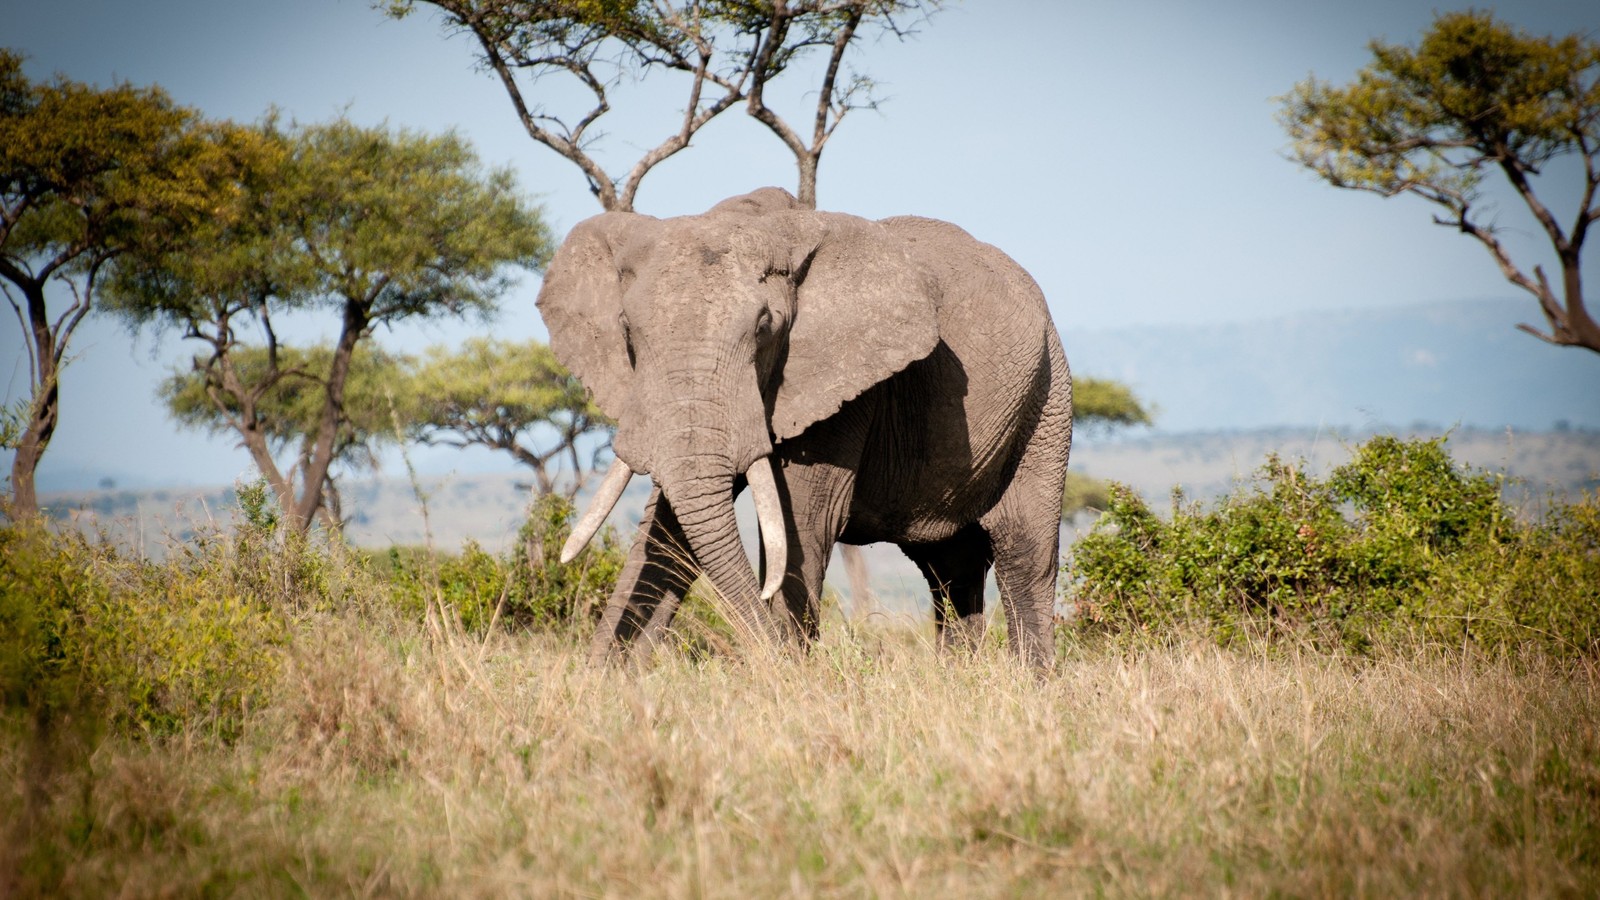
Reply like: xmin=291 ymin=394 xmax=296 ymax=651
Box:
xmin=289 ymin=300 xmax=367 ymax=534
xmin=8 ymin=280 xmax=60 ymax=519
xmin=1559 ymin=256 xmax=1600 ymax=353
xmin=8 ymin=420 xmax=47 ymax=517
xmin=795 ymin=154 xmax=819 ymax=211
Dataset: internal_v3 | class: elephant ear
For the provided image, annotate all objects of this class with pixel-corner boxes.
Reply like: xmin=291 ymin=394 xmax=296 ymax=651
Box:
xmin=535 ymin=212 xmax=649 ymax=422
xmin=769 ymin=214 xmax=941 ymax=441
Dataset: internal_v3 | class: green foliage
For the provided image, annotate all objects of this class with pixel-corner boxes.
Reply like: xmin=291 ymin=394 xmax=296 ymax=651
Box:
xmin=0 ymin=475 xmax=420 ymax=741
xmin=380 ymin=493 xmax=625 ymax=633
xmin=107 ymin=117 xmax=554 ymax=330
xmin=0 ymin=524 xmax=100 ymax=726
xmin=0 ymin=49 xmax=215 ymax=265
xmin=162 ymin=343 xmax=410 ymax=472
xmin=1061 ymin=376 xmax=1151 ymax=519
xmin=0 ymin=398 xmax=25 ymax=450
xmin=402 ymin=337 xmax=603 ymax=440
xmin=1066 ymin=436 xmax=1600 ymax=655
xmin=396 ymin=337 xmax=611 ymax=492
xmin=0 ymin=49 xmax=230 ymax=512
xmin=1281 ymin=12 xmax=1599 ymax=197
xmin=270 ymin=118 xmax=554 ymax=320
xmin=0 ymin=517 xmax=289 ymax=741
xmin=103 ymin=116 xmax=555 ymax=531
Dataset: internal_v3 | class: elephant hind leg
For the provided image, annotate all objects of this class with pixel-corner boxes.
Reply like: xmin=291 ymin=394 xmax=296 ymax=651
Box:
xmin=901 ymin=526 xmax=993 ymax=653
xmin=589 ymin=487 xmax=697 ymax=666
xmin=984 ymin=514 xmax=1060 ymax=670
xmin=981 ymin=340 xmax=1071 ymax=670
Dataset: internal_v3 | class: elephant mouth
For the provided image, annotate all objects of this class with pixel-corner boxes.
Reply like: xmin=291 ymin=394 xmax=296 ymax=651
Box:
xmin=561 ymin=455 xmax=788 ymax=603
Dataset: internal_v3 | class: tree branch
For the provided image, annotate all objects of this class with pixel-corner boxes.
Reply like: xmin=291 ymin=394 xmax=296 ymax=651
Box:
xmin=1438 ymin=209 xmax=1550 ymax=302
xmin=1 ymin=281 xmax=38 ymax=392
xmin=1496 ymin=146 xmax=1573 ymax=256
xmin=49 ymin=251 xmax=112 ymax=368
xmin=812 ymin=8 xmax=862 ymax=152
xmin=460 ymin=8 xmax=621 ymax=208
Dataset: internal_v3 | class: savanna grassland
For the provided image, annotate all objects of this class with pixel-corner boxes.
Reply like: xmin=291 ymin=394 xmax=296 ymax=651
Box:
xmin=5 ymin=439 xmax=1600 ymax=897
xmin=6 ymin=609 xmax=1599 ymax=897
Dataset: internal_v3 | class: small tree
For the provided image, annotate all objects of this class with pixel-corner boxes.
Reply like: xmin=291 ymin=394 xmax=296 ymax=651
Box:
xmin=0 ymin=51 xmax=214 ymax=516
xmin=108 ymin=118 xmax=553 ymax=534
xmin=397 ymin=336 xmax=610 ymax=498
xmin=1280 ymin=11 xmax=1600 ymax=354
xmin=385 ymin=0 xmax=938 ymax=211
xmin=1073 ymin=377 xmax=1155 ymax=431
xmin=162 ymin=344 xmax=409 ymax=529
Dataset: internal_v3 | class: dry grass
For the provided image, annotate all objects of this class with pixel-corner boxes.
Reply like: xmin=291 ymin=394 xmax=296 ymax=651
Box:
xmin=6 ymin=614 xmax=1599 ymax=897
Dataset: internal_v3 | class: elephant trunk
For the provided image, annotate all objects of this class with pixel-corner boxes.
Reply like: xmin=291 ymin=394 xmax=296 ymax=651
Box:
xmin=656 ymin=457 xmax=783 ymax=647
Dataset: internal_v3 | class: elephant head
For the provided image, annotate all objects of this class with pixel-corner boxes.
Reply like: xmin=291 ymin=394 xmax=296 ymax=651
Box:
xmin=538 ymin=188 xmax=940 ymax=638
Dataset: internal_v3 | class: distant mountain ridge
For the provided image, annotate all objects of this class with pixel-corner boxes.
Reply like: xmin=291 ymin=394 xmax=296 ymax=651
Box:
xmin=1065 ymin=298 xmax=1600 ymax=433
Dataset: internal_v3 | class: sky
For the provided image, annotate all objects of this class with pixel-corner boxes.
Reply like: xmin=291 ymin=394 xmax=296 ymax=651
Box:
xmin=3 ymin=0 xmax=1599 ymax=491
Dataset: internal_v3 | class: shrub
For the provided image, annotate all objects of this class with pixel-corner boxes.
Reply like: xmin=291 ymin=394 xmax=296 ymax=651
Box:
xmin=380 ymin=493 xmax=626 ymax=633
xmin=0 ymin=517 xmax=287 ymax=741
xmin=1065 ymin=435 xmax=1600 ymax=656
xmin=0 ymin=523 xmax=103 ymax=729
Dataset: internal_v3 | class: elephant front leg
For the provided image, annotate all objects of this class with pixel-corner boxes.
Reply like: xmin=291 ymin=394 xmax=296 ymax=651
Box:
xmin=588 ymin=486 xmax=698 ymax=665
xmin=765 ymin=451 xmax=861 ymax=644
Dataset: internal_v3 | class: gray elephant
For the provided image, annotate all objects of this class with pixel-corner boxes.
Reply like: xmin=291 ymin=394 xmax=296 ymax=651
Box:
xmin=543 ymin=187 xmax=1072 ymax=668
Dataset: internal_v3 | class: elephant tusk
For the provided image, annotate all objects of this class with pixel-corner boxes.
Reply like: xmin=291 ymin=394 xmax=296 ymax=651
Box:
xmin=560 ymin=458 xmax=635 ymax=563
xmin=747 ymin=457 xmax=788 ymax=602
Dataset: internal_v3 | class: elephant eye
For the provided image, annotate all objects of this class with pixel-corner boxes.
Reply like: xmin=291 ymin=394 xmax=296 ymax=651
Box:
xmin=758 ymin=266 xmax=789 ymax=284
xmin=755 ymin=308 xmax=772 ymax=335
xmin=619 ymin=312 xmax=637 ymax=367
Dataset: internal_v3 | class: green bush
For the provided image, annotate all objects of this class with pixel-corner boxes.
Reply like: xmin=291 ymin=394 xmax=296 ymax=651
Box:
xmin=0 ymin=524 xmax=102 ymax=728
xmin=379 ymin=493 xmax=626 ymax=633
xmin=1065 ymin=436 xmax=1600 ymax=656
xmin=0 ymin=517 xmax=288 ymax=741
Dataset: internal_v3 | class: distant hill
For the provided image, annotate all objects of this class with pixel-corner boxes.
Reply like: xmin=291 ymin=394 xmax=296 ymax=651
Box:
xmin=1065 ymin=298 xmax=1600 ymax=432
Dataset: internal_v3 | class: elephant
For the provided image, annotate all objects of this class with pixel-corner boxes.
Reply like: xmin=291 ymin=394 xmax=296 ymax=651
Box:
xmin=541 ymin=187 xmax=1072 ymax=669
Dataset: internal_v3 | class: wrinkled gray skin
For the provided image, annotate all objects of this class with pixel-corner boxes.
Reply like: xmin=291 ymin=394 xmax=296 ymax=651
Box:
xmin=539 ymin=188 xmax=1072 ymax=668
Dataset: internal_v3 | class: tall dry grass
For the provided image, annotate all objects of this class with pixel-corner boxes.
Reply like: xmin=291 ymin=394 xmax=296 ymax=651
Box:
xmin=6 ymin=608 xmax=1597 ymax=897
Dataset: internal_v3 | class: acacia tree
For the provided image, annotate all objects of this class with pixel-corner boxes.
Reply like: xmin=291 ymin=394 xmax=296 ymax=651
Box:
xmin=0 ymin=51 xmax=213 ymax=517
xmin=399 ymin=336 xmax=609 ymax=498
xmin=161 ymin=344 xmax=409 ymax=529
xmin=107 ymin=118 xmax=553 ymax=534
xmin=384 ymin=0 xmax=938 ymax=210
xmin=1281 ymin=11 xmax=1600 ymax=354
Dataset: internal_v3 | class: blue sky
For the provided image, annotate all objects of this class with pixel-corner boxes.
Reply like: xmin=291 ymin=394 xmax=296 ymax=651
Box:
xmin=3 ymin=0 xmax=1598 ymax=490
